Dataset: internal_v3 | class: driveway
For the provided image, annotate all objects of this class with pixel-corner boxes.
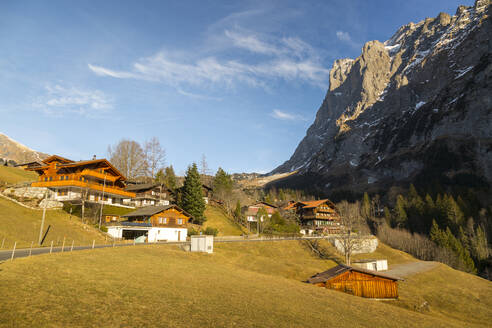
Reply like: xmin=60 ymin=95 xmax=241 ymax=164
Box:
xmin=386 ymin=261 xmax=439 ymax=278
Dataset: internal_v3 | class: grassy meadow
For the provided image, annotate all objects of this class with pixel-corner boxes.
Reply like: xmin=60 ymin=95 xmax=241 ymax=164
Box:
xmin=0 ymin=197 xmax=107 ymax=249
xmin=0 ymin=240 xmax=490 ymax=327
xmin=203 ymin=204 xmax=246 ymax=236
xmin=0 ymin=165 xmax=37 ymax=185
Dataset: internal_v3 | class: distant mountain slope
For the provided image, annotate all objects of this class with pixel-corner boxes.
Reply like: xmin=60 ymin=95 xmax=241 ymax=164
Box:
xmin=271 ymin=1 xmax=491 ymax=197
xmin=0 ymin=133 xmax=48 ymax=163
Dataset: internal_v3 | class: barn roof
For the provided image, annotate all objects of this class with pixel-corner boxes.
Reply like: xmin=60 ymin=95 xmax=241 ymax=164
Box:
xmin=306 ymin=264 xmax=402 ymax=284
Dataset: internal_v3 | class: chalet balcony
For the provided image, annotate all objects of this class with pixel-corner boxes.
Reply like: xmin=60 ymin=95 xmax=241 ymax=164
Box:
xmin=31 ymin=179 xmax=136 ymax=198
xmin=80 ymin=169 xmax=118 ymax=182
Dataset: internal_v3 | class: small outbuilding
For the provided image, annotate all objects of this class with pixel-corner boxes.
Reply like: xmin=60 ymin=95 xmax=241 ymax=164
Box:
xmin=352 ymin=259 xmax=388 ymax=271
xmin=307 ymin=264 xmax=402 ymax=299
xmin=191 ymin=235 xmax=214 ymax=253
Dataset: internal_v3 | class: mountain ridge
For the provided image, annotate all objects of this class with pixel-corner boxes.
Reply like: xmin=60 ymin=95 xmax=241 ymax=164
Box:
xmin=270 ymin=0 xmax=491 ymax=198
xmin=0 ymin=133 xmax=48 ymax=164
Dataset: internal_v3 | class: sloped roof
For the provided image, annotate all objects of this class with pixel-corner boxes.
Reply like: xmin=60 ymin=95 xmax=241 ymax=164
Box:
xmin=42 ymin=155 xmax=74 ymax=164
xmin=249 ymin=201 xmax=277 ymax=209
xmin=297 ymin=199 xmax=336 ymax=209
xmin=122 ymin=204 xmax=193 ymax=219
xmin=125 ymin=183 xmax=170 ymax=192
xmin=306 ymin=264 xmax=402 ymax=284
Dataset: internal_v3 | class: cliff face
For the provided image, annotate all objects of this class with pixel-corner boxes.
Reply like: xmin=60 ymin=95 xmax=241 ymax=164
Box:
xmin=271 ymin=1 xmax=492 ymax=195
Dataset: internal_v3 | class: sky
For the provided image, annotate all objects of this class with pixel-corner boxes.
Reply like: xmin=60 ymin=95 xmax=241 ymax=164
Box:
xmin=0 ymin=0 xmax=474 ymax=175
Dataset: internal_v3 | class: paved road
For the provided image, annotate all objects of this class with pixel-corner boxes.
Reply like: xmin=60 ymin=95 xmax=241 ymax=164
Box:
xmin=386 ymin=261 xmax=439 ymax=278
xmin=0 ymin=236 xmax=325 ymax=261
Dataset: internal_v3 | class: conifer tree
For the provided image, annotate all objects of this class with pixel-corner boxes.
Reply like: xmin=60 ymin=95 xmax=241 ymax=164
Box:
xmin=181 ymin=163 xmax=206 ymax=224
xmin=163 ymin=166 xmax=177 ymax=190
xmin=362 ymin=192 xmax=371 ymax=219
xmin=395 ymin=195 xmax=408 ymax=228
xmin=234 ymin=200 xmax=242 ymax=222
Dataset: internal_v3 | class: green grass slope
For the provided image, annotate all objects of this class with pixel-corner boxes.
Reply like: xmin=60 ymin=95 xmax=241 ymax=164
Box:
xmin=0 ymin=166 xmax=37 ymax=185
xmin=0 ymin=241 xmax=490 ymax=327
xmin=203 ymin=204 xmax=246 ymax=236
xmin=0 ymin=198 xmax=107 ymax=248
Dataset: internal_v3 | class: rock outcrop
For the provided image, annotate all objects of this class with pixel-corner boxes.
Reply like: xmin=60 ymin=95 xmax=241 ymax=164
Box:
xmin=271 ymin=1 xmax=491 ymax=197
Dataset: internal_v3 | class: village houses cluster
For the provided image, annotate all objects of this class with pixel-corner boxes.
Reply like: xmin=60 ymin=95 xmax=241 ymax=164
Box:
xmin=19 ymin=155 xmax=343 ymax=242
xmin=15 ymin=155 xmax=402 ymax=299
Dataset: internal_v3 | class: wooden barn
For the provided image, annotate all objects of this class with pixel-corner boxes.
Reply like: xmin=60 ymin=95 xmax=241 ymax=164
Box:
xmin=306 ymin=265 xmax=402 ymax=299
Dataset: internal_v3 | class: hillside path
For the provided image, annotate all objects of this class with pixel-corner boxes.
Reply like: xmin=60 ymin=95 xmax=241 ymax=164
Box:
xmin=386 ymin=261 xmax=439 ymax=278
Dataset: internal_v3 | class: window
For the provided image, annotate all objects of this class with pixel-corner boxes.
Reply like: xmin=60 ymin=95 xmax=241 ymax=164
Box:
xmin=49 ymin=177 xmax=53 ymax=181
xmin=65 ymin=175 xmax=69 ymax=180
xmin=44 ymin=177 xmax=48 ymax=182
xmin=177 ymin=218 xmax=183 ymax=225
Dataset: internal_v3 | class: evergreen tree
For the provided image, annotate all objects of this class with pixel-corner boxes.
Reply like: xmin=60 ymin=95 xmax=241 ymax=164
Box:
xmin=395 ymin=195 xmax=408 ymax=228
xmin=383 ymin=207 xmax=392 ymax=225
xmin=155 ymin=168 xmax=165 ymax=183
xmin=212 ymin=167 xmax=233 ymax=199
xmin=181 ymin=163 xmax=206 ymax=224
xmin=163 ymin=166 xmax=177 ymax=190
xmin=234 ymin=200 xmax=242 ymax=222
xmin=362 ymin=192 xmax=371 ymax=219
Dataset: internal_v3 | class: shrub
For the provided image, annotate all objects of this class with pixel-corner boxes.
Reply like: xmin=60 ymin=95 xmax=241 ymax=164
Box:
xmin=204 ymin=227 xmax=219 ymax=236
xmin=187 ymin=227 xmax=198 ymax=236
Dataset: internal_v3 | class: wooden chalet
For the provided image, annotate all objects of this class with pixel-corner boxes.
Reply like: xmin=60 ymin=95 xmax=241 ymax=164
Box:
xmin=242 ymin=201 xmax=277 ymax=223
xmin=25 ymin=155 xmax=135 ymax=205
xmin=295 ymin=199 xmax=341 ymax=235
xmin=307 ymin=265 xmax=402 ymax=299
xmin=124 ymin=183 xmax=171 ymax=207
xmin=107 ymin=205 xmax=192 ymax=242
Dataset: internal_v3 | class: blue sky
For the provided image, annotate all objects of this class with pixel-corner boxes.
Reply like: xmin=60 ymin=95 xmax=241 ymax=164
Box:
xmin=0 ymin=0 xmax=473 ymax=175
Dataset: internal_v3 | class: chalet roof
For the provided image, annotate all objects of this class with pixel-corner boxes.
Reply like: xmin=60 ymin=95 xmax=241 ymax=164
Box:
xmin=26 ymin=156 xmax=127 ymax=181
xmin=249 ymin=201 xmax=277 ymax=209
xmin=125 ymin=183 xmax=170 ymax=192
xmin=42 ymin=155 xmax=74 ymax=164
xmin=122 ymin=205 xmax=193 ymax=219
xmin=297 ymin=199 xmax=336 ymax=209
xmin=15 ymin=161 xmax=44 ymax=167
xmin=306 ymin=265 xmax=402 ymax=284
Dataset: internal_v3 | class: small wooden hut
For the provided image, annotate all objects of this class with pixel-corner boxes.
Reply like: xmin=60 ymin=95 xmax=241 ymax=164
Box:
xmin=306 ymin=265 xmax=402 ymax=299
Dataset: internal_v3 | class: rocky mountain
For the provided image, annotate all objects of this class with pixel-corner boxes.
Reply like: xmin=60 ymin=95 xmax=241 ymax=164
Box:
xmin=0 ymin=133 xmax=48 ymax=164
xmin=271 ymin=0 xmax=491 ymax=198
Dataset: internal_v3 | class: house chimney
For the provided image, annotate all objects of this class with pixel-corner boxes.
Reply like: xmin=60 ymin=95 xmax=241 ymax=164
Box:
xmin=92 ymin=155 xmax=96 ymax=160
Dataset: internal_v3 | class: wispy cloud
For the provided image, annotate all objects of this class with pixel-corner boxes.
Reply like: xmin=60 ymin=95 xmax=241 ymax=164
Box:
xmin=88 ymin=26 xmax=330 ymax=91
xmin=336 ymin=30 xmax=361 ymax=49
xmin=270 ymin=109 xmax=305 ymax=121
xmin=177 ymin=88 xmax=222 ymax=101
xmin=34 ymin=84 xmax=113 ymax=117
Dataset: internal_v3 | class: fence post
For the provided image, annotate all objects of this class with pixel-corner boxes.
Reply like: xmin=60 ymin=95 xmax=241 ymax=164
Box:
xmin=70 ymin=240 xmax=74 ymax=252
xmin=92 ymin=240 xmax=95 ymax=249
xmin=61 ymin=236 xmax=66 ymax=253
xmin=112 ymin=239 xmax=115 ymax=248
xmin=10 ymin=241 xmax=16 ymax=261
xmin=29 ymin=241 xmax=33 ymax=257
xmin=50 ymin=240 xmax=53 ymax=254
xmin=1 ymin=238 xmax=4 ymax=249
xmin=133 ymin=238 xmax=136 ymax=246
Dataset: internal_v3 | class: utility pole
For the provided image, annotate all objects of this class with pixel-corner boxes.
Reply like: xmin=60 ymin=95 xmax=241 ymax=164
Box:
xmin=38 ymin=190 xmax=48 ymax=245
xmin=98 ymin=173 xmax=107 ymax=230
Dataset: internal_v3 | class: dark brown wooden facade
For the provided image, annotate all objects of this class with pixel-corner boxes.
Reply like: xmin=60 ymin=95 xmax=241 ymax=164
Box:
xmin=307 ymin=265 xmax=401 ymax=299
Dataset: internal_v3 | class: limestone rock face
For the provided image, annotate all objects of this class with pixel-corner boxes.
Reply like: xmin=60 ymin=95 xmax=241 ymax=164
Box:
xmin=271 ymin=1 xmax=492 ymax=195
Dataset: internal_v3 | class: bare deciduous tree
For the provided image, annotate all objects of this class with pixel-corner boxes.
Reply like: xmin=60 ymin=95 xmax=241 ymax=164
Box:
xmin=144 ymin=137 xmax=166 ymax=180
xmin=336 ymin=201 xmax=369 ymax=265
xmin=108 ymin=139 xmax=147 ymax=180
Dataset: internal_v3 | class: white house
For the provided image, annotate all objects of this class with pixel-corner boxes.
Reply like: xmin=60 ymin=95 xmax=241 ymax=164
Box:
xmin=106 ymin=205 xmax=191 ymax=242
